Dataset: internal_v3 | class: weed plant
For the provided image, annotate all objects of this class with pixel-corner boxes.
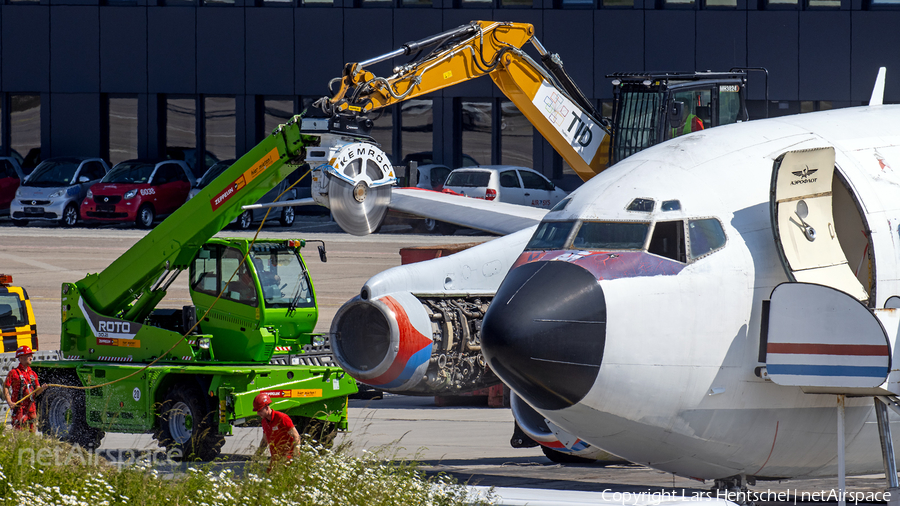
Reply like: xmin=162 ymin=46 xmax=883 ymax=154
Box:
xmin=0 ymin=427 xmax=492 ymax=506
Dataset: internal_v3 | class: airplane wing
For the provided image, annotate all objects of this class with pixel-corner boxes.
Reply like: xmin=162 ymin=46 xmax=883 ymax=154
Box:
xmin=244 ymin=190 xmax=547 ymax=236
xmin=389 ymin=188 xmax=548 ymax=235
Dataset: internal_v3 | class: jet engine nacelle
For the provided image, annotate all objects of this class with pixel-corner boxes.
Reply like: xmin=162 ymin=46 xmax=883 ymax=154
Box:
xmin=511 ymin=392 xmax=619 ymax=462
xmin=330 ymin=291 xmax=500 ymax=395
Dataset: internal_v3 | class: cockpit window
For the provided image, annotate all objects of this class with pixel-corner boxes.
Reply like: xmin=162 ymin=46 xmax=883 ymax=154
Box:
xmin=688 ymin=218 xmax=726 ymax=259
xmin=627 ymin=198 xmax=655 ymax=212
xmin=549 ymin=197 xmax=571 ymax=213
xmin=662 ymin=200 xmax=681 ymax=211
xmin=525 ymin=221 xmax=575 ymax=250
xmin=572 ymin=222 xmax=649 ymax=250
xmin=648 ymin=220 xmax=686 ymax=262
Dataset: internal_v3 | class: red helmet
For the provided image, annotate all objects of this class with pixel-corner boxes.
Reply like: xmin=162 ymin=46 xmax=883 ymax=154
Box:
xmin=253 ymin=392 xmax=271 ymax=411
xmin=15 ymin=345 xmax=33 ymax=358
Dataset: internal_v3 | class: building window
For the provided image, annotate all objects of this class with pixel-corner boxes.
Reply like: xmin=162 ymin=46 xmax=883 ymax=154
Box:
xmin=401 ymin=0 xmax=432 ymax=4
xmin=108 ymin=97 xmax=138 ymax=166
xmin=461 ymin=100 xmax=492 ymax=167
xmin=704 ymin=0 xmax=736 ymax=6
xmin=166 ymin=97 xmax=198 ymax=176
xmin=602 ymin=0 xmax=634 ymax=5
xmin=203 ymin=0 xmax=236 ymax=5
xmin=400 ymin=99 xmax=433 ymax=168
xmin=460 ymin=0 xmax=493 ymax=5
xmin=204 ymin=96 xmax=236 ymax=172
xmin=869 ymin=0 xmax=900 ymax=7
xmin=807 ymin=0 xmax=840 ymax=6
xmin=764 ymin=0 xmax=798 ymax=8
xmin=558 ymin=0 xmax=596 ymax=6
xmin=302 ymin=0 xmax=334 ymax=4
xmin=11 ymin=94 xmax=41 ymax=171
xmin=500 ymin=101 xmax=533 ymax=169
xmin=261 ymin=98 xmax=295 ymax=141
xmin=369 ymin=106 xmax=394 ymax=164
xmin=501 ymin=0 xmax=532 ymax=5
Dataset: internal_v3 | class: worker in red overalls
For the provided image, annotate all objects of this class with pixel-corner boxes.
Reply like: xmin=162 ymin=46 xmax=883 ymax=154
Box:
xmin=4 ymin=346 xmax=47 ymax=431
xmin=254 ymin=392 xmax=301 ymax=469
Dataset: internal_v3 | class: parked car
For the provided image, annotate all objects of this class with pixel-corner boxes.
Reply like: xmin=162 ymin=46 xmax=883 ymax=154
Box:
xmin=188 ymin=159 xmax=297 ymax=229
xmin=401 ymin=152 xmax=479 ymax=169
xmin=414 ymin=164 xmax=452 ymax=191
xmin=10 ymin=157 xmax=110 ymax=227
xmin=81 ymin=159 xmax=193 ymax=228
xmin=442 ymin=165 xmax=568 ymax=209
xmin=0 ymin=157 xmax=26 ymax=217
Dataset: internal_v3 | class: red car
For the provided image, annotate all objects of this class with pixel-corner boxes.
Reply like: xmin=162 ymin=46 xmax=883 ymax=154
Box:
xmin=81 ymin=159 xmax=193 ymax=228
xmin=0 ymin=157 xmax=26 ymax=218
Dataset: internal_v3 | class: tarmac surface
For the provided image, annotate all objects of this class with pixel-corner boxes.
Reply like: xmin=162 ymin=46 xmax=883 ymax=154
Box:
xmin=1 ymin=216 xmax=896 ymax=503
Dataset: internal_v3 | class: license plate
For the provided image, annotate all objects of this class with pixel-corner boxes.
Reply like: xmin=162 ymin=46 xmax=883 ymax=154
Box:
xmin=97 ymin=205 xmax=115 ymax=213
xmin=24 ymin=207 xmax=43 ymax=215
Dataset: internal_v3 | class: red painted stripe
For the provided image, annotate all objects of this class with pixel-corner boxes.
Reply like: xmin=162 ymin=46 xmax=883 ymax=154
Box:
xmin=767 ymin=343 xmax=889 ymax=356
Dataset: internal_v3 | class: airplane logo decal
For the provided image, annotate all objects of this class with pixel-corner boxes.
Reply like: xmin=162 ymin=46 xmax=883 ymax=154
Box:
xmin=790 ymin=166 xmax=819 ymax=185
xmin=366 ymin=295 xmax=433 ymax=390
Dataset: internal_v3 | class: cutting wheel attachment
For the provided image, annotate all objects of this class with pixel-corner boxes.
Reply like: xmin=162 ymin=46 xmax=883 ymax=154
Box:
xmin=324 ymin=142 xmax=395 ymax=236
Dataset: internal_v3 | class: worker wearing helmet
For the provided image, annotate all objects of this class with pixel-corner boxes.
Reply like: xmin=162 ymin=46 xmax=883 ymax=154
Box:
xmin=4 ymin=346 xmax=47 ymax=431
xmin=254 ymin=392 xmax=301 ymax=467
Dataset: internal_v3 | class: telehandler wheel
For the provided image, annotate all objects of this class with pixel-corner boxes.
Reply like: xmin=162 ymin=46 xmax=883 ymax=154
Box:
xmin=290 ymin=416 xmax=337 ymax=449
xmin=38 ymin=385 xmax=105 ymax=451
xmin=154 ymin=385 xmax=224 ymax=461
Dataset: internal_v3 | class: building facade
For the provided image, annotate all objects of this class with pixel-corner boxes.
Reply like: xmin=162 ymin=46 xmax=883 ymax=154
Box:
xmin=0 ymin=0 xmax=897 ymax=183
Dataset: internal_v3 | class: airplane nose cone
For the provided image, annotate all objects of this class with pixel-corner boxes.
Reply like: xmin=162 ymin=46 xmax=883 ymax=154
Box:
xmin=482 ymin=260 xmax=605 ymax=411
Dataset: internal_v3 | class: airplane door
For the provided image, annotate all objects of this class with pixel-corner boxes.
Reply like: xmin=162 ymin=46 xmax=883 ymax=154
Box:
xmin=770 ymin=147 xmax=868 ymax=301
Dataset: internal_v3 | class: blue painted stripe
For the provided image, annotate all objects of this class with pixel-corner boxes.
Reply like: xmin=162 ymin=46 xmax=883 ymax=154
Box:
xmin=768 ymin=364 xmax=888 ymax=377
xmin=372 ymin=344 xmax=433 ymax=390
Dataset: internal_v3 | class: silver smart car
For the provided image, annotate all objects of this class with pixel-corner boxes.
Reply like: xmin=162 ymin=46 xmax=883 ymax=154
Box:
xmin=10 ymin=157 xmax=110 ymax=227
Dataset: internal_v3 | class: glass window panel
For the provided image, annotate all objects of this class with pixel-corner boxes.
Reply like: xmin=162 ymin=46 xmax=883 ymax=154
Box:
xmin=719 ymin=85 xmax=742 ymax=125
xmin=461 ymin=0 xmax=492 ymax=4
xmin=706 ymin=0 xmax=737 ymax=6
xmin=648 ymin=220 xmax=685 ymax=262
xmin=766 ymin=0 xmax=798 ymax=6
xmin=665 ymin=0 xmax=694 ymax=5
xmin=108 ymin=97 xmax=138 ymax=165
xmin=166 ymin=97 xmax=197 ymax=174
xmin=203 ymin=0 xmax=234 ymax=5
xmin=870 ymin=0 xmax=900 ymax=4
xmin=525 ymin=221 xmax=576 ymax=251
xmin=807 ymin=0 xmax=839 ymax=6
xmin=400 ymin=99 xmax=433 ymax=167
xmin=11 ymin=94 xmax=41 ymax=170
xmin=205 ymin=96 xmax=236 ymax=173
xmin=688 ymin=218 xmax=726 ymax=259
xmin=369 ymin=106 xmax=393 ymax=164
xmin=461 ymin=100 xmax=491 ymax=168
xmin=573 ymin=221 xmax=650 ymax=250
xmin=501 ymin=0 xmax=532 ymax=5
xmin=561 ymin=0 xmax=594 ymax=5
xmin=263 ymin=98 xmax=294 ymax=141
xmin=602 ymin=0 xmax=633 ymax=5
xmin=500 ymin=101 xmax=532 ymax=168
xmin=302 ymin=0 xmax=333 ymax=5
xmin=402 ymin=0 xmax=432 ymax=4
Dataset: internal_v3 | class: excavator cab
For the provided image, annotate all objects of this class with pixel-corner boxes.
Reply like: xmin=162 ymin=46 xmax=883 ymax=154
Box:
xmin=607 ymin=71 xmax=749 ymax=165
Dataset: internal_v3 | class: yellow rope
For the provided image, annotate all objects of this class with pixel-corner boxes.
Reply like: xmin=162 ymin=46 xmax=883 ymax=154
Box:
xmin=3 ymin=167 xmax=313 ymax=426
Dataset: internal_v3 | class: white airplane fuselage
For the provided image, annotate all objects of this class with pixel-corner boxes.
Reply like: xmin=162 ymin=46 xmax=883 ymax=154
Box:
xmin=481 ymin=104 xmax=900 ymax=480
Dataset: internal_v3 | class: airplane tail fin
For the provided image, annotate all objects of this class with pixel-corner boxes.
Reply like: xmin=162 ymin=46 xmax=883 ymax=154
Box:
xmin=869 ymin=67 xmax=886 ymax=106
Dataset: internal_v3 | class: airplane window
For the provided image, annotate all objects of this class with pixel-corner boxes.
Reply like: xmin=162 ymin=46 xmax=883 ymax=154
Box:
xmin=549 ymin=197 xmax=571 ymax=212
xmin=627 ymin=198 xmax=655 ymax=212
xmin=648 ymin=220 xmax=686 ymax=262
xmin=525 ymin=221 xmax=575 ymax=250
xmin=688 ymin=218 xmax=726 ymax=260
xmin=661 ymin=200 xmax=681 ymax=211
xmin=572 ymin=222 xmax=649 ymax=250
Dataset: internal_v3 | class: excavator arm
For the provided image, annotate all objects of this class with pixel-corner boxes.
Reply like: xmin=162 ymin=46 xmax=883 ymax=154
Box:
xmin=319 ymin=21 xmax=610 ymax=181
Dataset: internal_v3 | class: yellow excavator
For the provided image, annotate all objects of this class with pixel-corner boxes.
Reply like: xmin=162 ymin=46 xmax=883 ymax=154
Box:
xmin=314 ymin=20 xmax=750 ymax=183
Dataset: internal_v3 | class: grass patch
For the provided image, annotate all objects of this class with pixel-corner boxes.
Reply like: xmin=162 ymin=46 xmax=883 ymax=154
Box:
xmin=0 ymin=428 xmax=492 ymax=506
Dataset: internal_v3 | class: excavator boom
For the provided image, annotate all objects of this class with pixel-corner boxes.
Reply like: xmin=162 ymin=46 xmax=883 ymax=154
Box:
xmin=321 ymin=21 xmax=610 ymax=181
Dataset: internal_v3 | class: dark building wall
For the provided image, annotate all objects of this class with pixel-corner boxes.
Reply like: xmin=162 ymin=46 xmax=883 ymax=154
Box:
xmin=0 ymin=3 xmax=897 ymax=165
